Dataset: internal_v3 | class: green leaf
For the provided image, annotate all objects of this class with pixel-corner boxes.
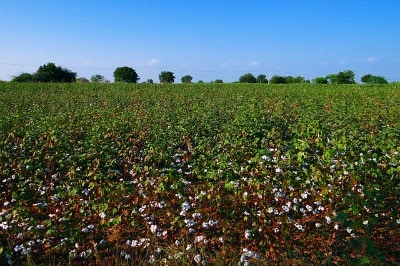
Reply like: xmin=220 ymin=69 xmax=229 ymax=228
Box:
xmin=297 ymin=151 xmax=304 ymax=162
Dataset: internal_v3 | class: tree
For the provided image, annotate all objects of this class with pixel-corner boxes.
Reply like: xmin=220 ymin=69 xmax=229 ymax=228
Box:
xmin=181 ymin=75 xmax=193 ymax=84
xmin=326 ymin=74 xmax=338 ymax=84
xmin=159 ymin=71 xmax=175 ymax=83
xmin=269 ymin=75 xmax=287 ymax=84
xmin=361 ymin=74 xmax=373 ymax=83
xmin=336 ymin=70 xmax=355 ymax=84
xmin=90 ymin=74 xmax=105 ymax=83
xmin=239 ymin=73 xmax=256 ymax=83
xmin=76 ymin=77 xmax=90 ymax=83
xmin=11 ymin=72 xmax=34 ymax=82
xmin=34 ymin=62 xmax=76 ymax=82
xmin=146 ymin=79 xmax=154 ymax=84
xmin=214 ymin=79 xmax=223 ymax=83
xmin=256 ymin=74 xmax=268 ymax=83
xmin=313 ymin=77 xmax=328 ymax=84
xmin=288 ymin=76 xmax=308 ymax=83
xmin=361 ymin=74 xmax=388 ymax=84
xmin=113 ymin=66 xmax=139 ymax=83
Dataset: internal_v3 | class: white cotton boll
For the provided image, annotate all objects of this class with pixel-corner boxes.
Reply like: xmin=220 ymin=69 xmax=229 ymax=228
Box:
xmin=294 ymin=223 xmax=304 ymax=231
xmin=208 ymin=219 xmax=217 ymax=227
xmin=325 ymin=216 xmax=332 ymax=224
xmin=194 ymin=254 xmax=202 ymax=264
xmin=334 ymin=224 xmax=339 ymax=230
xmin=181 ymin=201 xmax=190 ymax=211
xmin=194 ymin=235 xmax=204 ymax=244
xmin=244 ymin=230 xmax=252 ymax=240
xmin=202 ymin=222 xmax=209 ymax=229
xmin=282 ymin=205 xmax=290 ymax=212
xmin=150 ymin=224 xmax=157 ymax=233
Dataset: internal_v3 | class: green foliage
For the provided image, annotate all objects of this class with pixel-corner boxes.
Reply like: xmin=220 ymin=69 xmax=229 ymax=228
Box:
xmin=90 ymin=74 xmax=105 ymax=83
xmin=159 ymin=71 xmax=175 ymax=83
xmin=313 ymin=77 xmax=328 ymax=84
xmin=256 ymin=74 xmax=268 ymax=83
xmin=239 ymin=73 xmax=256 ymax=83
xmin=269 ymin=75 xmax=287 ymax=84
xmin=12 ymin=63 xmax=76 ymax=83
xmin=285 ymin=76 xmax=307 ymax=83
xmin=326 ymin=74 xmax=338 ymax=84
xmin=361 ymin=74 xmax=388 ymax=84
xmin=76 ymin=77 xmax=90 ymax=83
xmin=181 ymin=75 xmax=193 ymax=84
xmin=327 ymin=70 xmax=355 ymax=84
xmin=336 ymin=70 xmax=356 ymax=84
xmin=113 ymin=66 xmax=139 ymax=83
xmin=35 ymin=62 xmax=77 ymax=82
xmin=11 ymin=72 xmax=34 ymax=82
xmin=0 ymin=83 xmax=399 ymax=265
xmin=269 ymin=75 xmax=307 ymax=84
xmin=213 ymin=79 xmax=223 ymax=83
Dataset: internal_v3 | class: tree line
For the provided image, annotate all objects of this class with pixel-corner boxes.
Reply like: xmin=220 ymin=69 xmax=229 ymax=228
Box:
xmin=10 ymin=62 xmax=390 ymax=85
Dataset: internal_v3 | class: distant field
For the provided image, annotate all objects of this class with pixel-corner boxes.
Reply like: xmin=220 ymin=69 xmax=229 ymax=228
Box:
xmin=0 ymin=83 xmax=399 ymax=265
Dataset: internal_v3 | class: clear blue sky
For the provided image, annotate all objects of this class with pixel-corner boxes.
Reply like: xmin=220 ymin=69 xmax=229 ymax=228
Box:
xmin=1 ymin=0 xmax=399 ymax=82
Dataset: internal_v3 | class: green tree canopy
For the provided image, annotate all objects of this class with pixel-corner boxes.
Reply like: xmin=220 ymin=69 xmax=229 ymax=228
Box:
xmin=269 ymin=75 xmax=287 ymax=84
xmin=35 ymin=63 xmax=77 ymax=82
xmin=361 ymin=74 xmax=388 ymax=84
xmin=90 ymin=74 xmax=105 ymax=83
xmin=76 ymin=77 xmax=90 ymax=83
xmin=181 ymin=75 xmax=193 ymax=84
xmin=336 ymin=70 xmax=356 ymax=84
xmin=326 ymin=70 xmax=356 ymax=84
xmin=326 ymin=74 xmax=338 ymax=84
xmin=214 ymin=79 xmax=223 ymax=83
xmin=239 ymin=73 xmax=257 ymax=83
xmin=287 ymin=76 xmax=308 ymax=83
xmin=313 ymin=77 xmax=328 ymax=84
xmin=256 ymin=74 xmax=268 ymax=83
xmin=11 ymin=72 xmax=34 ymax=82
xmin=113 ymin=66 xmax=139 ymax=83
xmin=159 ymin=71 xmax=175 ymax=83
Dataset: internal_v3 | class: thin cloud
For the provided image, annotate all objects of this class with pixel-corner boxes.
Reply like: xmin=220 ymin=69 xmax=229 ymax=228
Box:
xmin=148 ymin=58 xmax=160 ymax=66
xmin=250 ymin=60 xmax=258 ymax=67
xmin=367 ymin=57 xmax=379 ymax=63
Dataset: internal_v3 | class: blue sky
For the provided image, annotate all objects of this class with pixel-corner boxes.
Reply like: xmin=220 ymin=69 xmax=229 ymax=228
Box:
xmin=1 ymin=0 xmax=399 ymax=82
